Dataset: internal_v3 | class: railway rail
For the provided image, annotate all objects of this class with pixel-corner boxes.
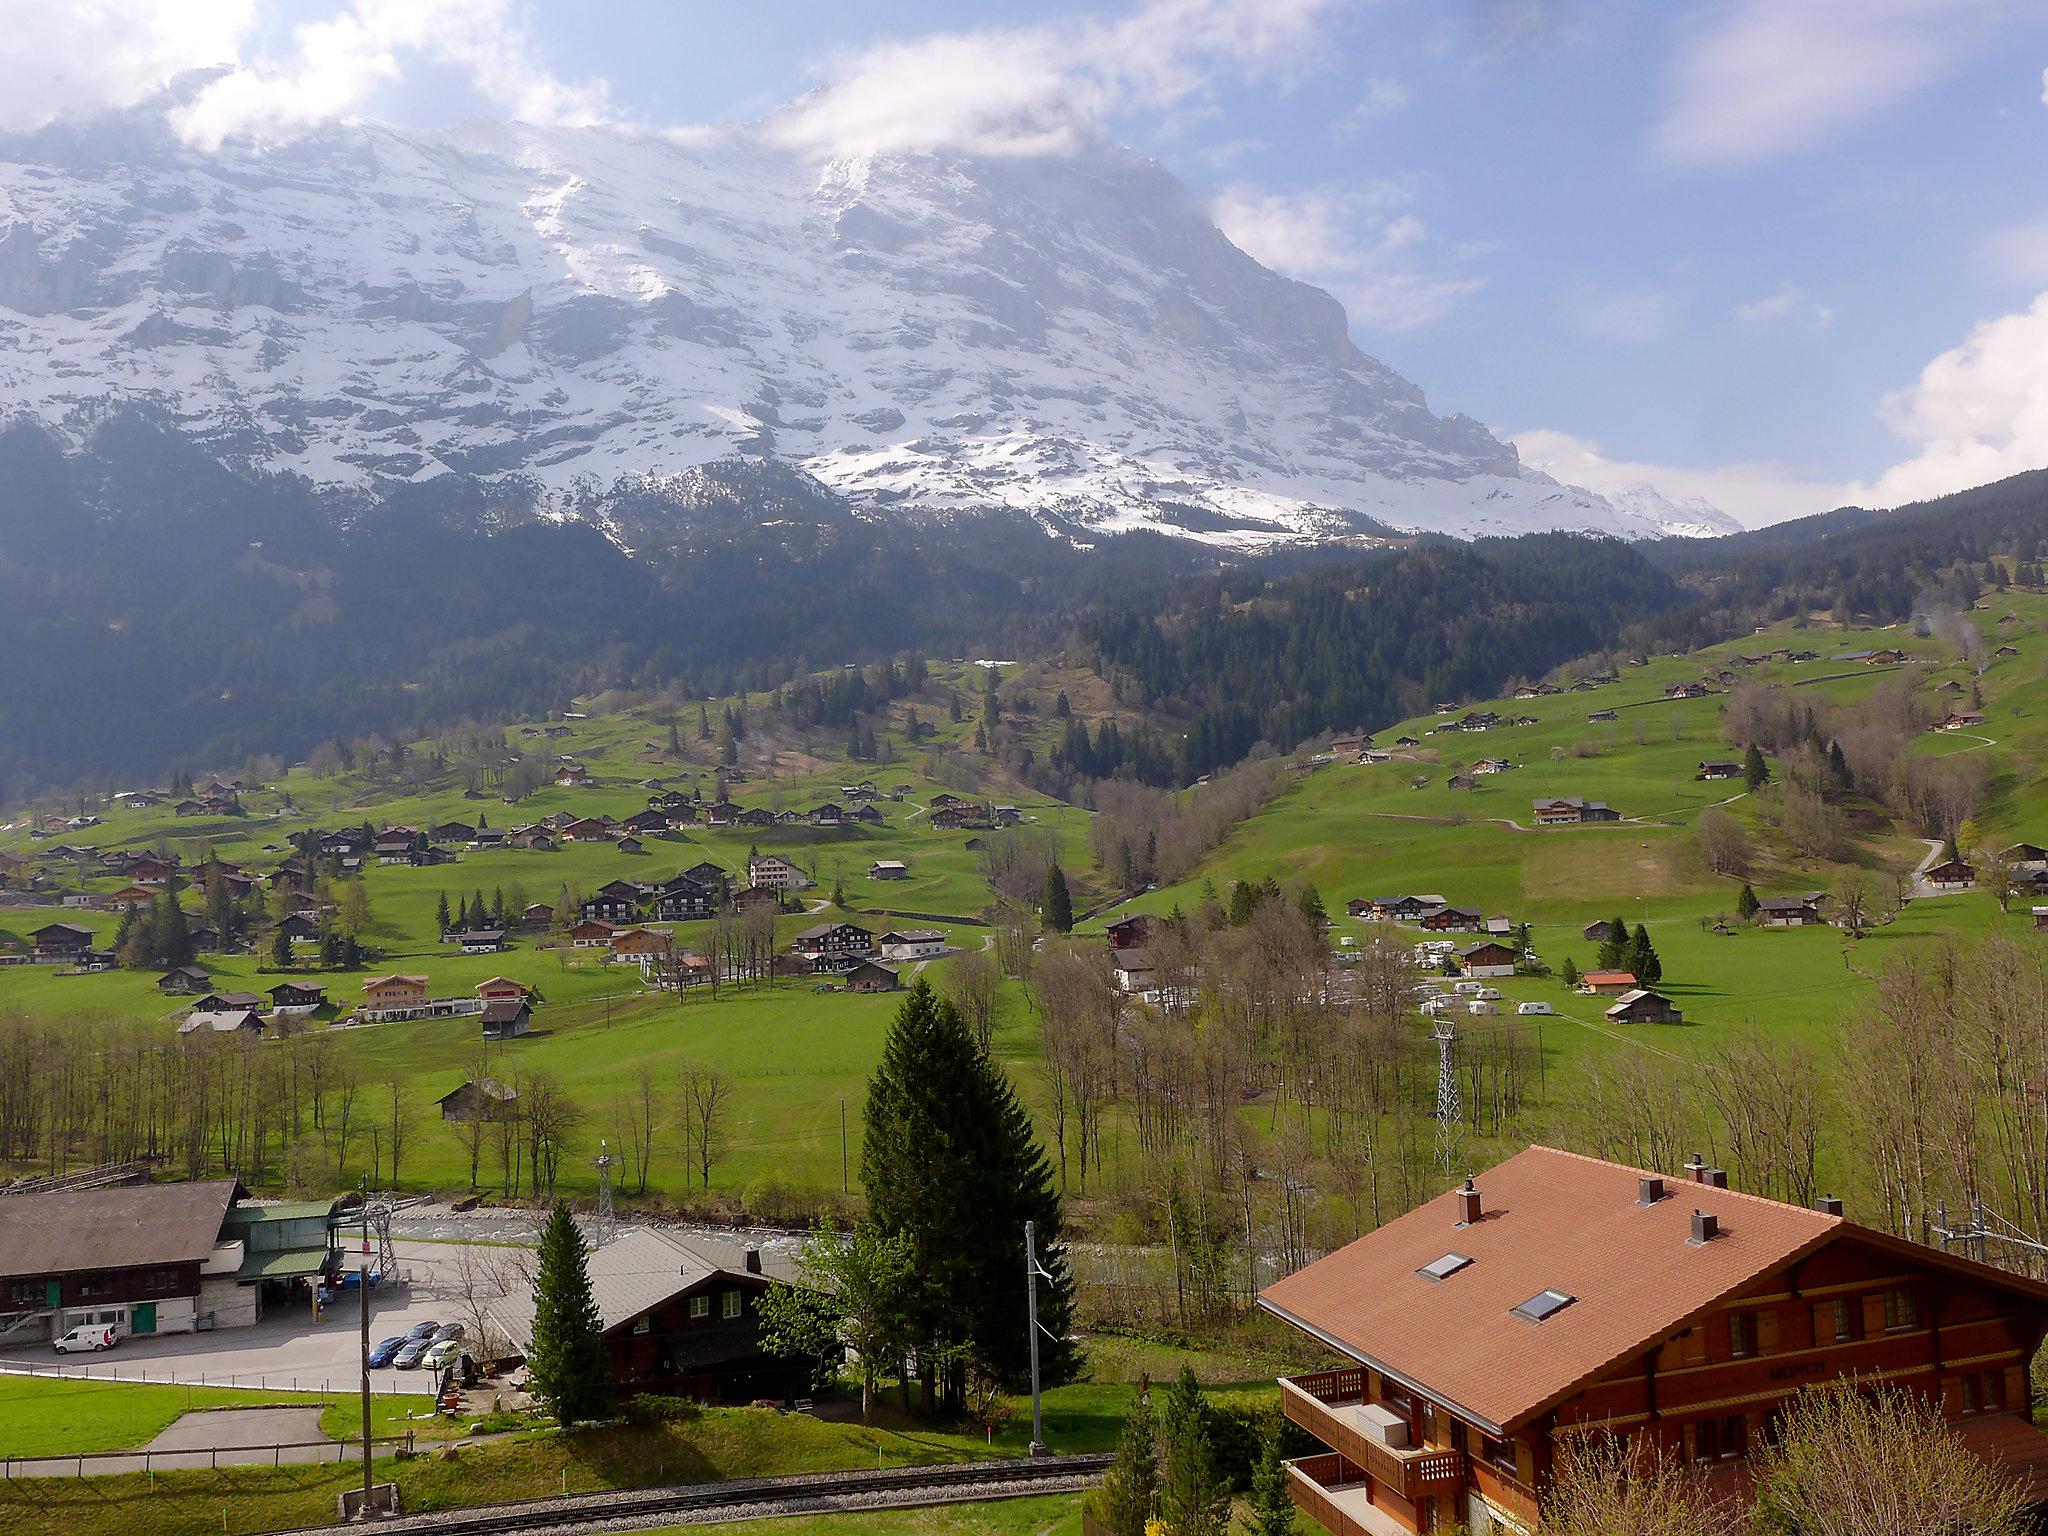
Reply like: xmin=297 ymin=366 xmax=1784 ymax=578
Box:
xmin=288 ymin=1451 xmax=1112 ymax=1535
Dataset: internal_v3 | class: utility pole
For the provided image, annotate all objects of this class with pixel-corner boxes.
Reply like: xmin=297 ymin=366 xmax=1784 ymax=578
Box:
xmin=358 ymin=1232 xmax=373 ymax=1513
xmin=1024 ymin=1220 xmax=1046 ymax=1457
xmin=840 ymin=1100 xmax=849 ymax=1194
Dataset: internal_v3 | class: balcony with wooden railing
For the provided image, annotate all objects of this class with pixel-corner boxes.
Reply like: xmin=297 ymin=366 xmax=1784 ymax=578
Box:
xmin=1280 ymin=1372 xmax=1466 ymax=1505
xmin=1286 ymin=1452 xmax=1420 ymax=1536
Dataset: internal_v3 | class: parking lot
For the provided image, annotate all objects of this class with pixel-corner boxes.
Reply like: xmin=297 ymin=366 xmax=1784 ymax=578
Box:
xmin=0 ymin=1239 xmax=517 ymax=1395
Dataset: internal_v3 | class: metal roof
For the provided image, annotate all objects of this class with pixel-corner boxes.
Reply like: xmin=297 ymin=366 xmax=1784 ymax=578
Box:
xmin=0 ymin=1181 xmax=239 ymax=1279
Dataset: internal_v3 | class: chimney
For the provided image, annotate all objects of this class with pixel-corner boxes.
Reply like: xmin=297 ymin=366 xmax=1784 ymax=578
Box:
xmin=1455 ymin=1177 xmax=1482 ymax=1227
xmin=1637 ymin=1175 xmax=1666 ymax=1206
xmin=1689 ymin=1210 xmax=1720 ymax=1245
xmin=1815 ymin=1195 xmax=1844 ymax=1217
xmin=1682 ymin=1153 xmax=1707 ymax=1183
xmin=745 ymin=1244 xmax=762 ymax=1274
xmin=1704 ymin=1168 xmax=1729 ymax=1189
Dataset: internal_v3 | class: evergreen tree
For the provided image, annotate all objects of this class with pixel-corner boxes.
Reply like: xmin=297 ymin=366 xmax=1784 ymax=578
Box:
xmin=1296 ymin=885 xmax=1327 ymax=928
xmin=1054 ymin=691 xmax=1072 ymax=719
xmin=974 ymin=722 xmax=989 ymax=753
xmin=948 ymin=695 xmax=964 ymax=724
xmin=1159 ymin=1367 xmax=1230 ymax=1536
xmin=862 ymin=982 xmax=1076 ymax=1414
xmin=1043 ymin=864 xmax=1074 ymax=933
xmin=528 ymin=1201 xmax=612 ymax=1425
xmin=1091 ymin=1393 xmax=1160 ymax=1536
xmin=1627 ymin=923 xmax=1658 ymax=984
xmin=1595 ymin=916 xmax=1629 ymax=971
xmin=147 ymin=886 xmax=193 ymax=968
xmin=698 ymin=704 xmax=712 ymax=740
xmin=1227 ymin=880 xmax=1257 ymax=927
xmin=1737 ymin=882 xmax=1760 ymax=921
xmin=112 ymin=903 xmax=142 ymax=968
xmin=667 ymin=719 xmax=681 ymax=754
xmin=1559 ymin=955 xmax=1579 ymax=989
xmin=436 ymin=892 xmax=451 ymax=936
xmin=1246 ymin=1410 xmax=1298 ymax=1536
xmin=1742 ymin=743 xmax=1768 ymax=790
xmin=271 ymin=927 xmax=293 ymax=969
xmin=319 ymin=928 xmax=341 ymax=968
xmin=1826 ymin=740 xmax=1851 ymax=791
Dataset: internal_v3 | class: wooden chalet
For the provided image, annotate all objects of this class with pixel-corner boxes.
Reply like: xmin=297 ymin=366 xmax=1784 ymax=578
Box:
xmin=569 ymin=919 xmax=618 ymax=948
xmin=1455 ymin=942 xmax=1517 ymax=979
xmin=1926 ymin=859 xmax=1976 ymax=891
xmin=438 ymin=1079 xmax=517 ymax=1122
xmin=359 ymin=974 xmax=431 ymax=1021
xmin=649 ymin=875 xmax=719 ymax=922
xmin=792 ymin=922 xmax=875 ymax=969
xmin=1604 ymin=989 xmax=1682 ymax=1025
xmin=267 ymin=981 xmax=326 ymax=1016
xmin=1696 ymin=760 xmax=1743 ymax=780
xmin=1106 ymin=913 xmax=1164 ymax=949
xmin=844 ymin=959 xmax=901 ymax=993
xmin=1755 ymin=897 xmax=1823 ymax=928
xmin=869 ymin=859 xmax=910 ymax=881
xmin=480 ymin=999 xmax=533 ymax=1040
xmin=1577 ymin=971 xmax=1638 ymax=996
xmin=1530 ymin=797 xmax=1619 ymax=826
xmin=30 ymin=921 xmax=93 ymax=961
xmin=1580 ymin=919 xmax=1623 ymax=943
xmin=580 ymin=882 xmax=643 ymax=923
xmin=746 ymin=854 xmax=810 ymax=891
xmin=156 ymin=965 xmax=212 ymax=995
xmin=1420 ymin=907 xmax=1485 ymax=934
xmin=610 ymin=927 xmax=674 ymax=962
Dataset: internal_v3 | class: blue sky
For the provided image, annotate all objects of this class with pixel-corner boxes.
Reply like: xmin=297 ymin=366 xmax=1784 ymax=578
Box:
xmin=12 ymin=0 xmax=2048 ymax=524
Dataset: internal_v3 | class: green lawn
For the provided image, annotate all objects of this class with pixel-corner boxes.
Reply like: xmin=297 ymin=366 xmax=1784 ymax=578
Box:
xmin=637 ymin=1494 xmax=1086 ymax=1536
xmin=0 ymin=1374 xmax=439 ymax=1460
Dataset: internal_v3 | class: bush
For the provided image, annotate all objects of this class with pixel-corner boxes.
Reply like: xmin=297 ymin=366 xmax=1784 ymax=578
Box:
xmin=621 ymin=1393 xmax=703 ymax=1426
xmin=1206 ymin=1400 xmax=1316 ymax=1490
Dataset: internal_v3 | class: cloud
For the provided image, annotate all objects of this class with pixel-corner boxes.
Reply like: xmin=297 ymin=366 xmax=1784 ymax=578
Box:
xmin=1979 ymin=216 xmax=2048 ymax=287
xmin=0 ymin=0 xmax=259 ymax=131
xmin=1510 ymin=429 xmax=1847 ymax=528
xmin=1848 ymin=291 xmax=2048 ymax=507
xmin=169 ymin=0 xmax=611 ymax=149
xmin=0 ymin=0 xmax=611 ymax=147
xmin=1652 ymin=0 xmax=1995 ymax=166
xmin=1211 ymin=182 xmax=1486 ymax=330
xmin=1735 ymin=280 xmax=1832 ymax=329
xmin=1561 ymin=280 xmax=1684 ymax=346
xmin=766 ymin=0 xmax=1340 ymax=159
xmin=1332 ymin=77 xmax=1408 ymax=139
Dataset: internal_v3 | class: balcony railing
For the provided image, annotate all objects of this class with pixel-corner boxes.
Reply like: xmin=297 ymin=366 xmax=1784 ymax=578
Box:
xmin=1287 ymin=1452 xmax=1417 ymax=1536
xmin=1280 ymin=1374 xmax=1466 ymax=1503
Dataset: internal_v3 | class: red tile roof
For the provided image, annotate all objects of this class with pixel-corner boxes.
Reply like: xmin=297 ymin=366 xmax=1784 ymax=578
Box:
xmin=1259 ymin=1146 xmax=1840 ymax=1433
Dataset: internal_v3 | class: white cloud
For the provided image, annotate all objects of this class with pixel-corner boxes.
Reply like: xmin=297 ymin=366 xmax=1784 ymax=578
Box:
xmin=0 ymin=0 xmax=259 ymax=131
xmin=1510 ymin=429 xmax=1847 ymax=529
xmin=1562 ymin=280 xmax=1684 ymax=346
xmin=1653 ymin=0 xmax=1996 ymax=166
xmin=1849 ymin=292 xmax=2048 ymax=507
xmin=1332 ymin=77 xmax=1408 ymax=139
xmin=1735 ymin=280 xmax=1832 ymax=329
xmin=0 ymin=0 xmax=611 ymax=147
xmin=766 ymin=0 xmax=1340 ymax=159
xmin=1979 ymin=216 xmax=2048 ymax=287
xmin=1211 ymin=182 xmax=1486 ymax=331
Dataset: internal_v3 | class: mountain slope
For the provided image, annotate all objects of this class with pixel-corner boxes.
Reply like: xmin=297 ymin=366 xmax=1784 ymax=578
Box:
xmin=0 ymin=84 xmax=1692 ymax=547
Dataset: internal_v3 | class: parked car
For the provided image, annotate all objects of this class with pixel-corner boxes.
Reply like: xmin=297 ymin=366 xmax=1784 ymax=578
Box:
xmin=422 ymin=1339 xmax=463 ymax=1372
xmin=54 ymin=1324 xmax=117 ymax=1354
xmin=394 ymin=1336 xmax=436 ymax=1369
xmin=430 ymin=1322 xmax=465 ymax=1345
xmin=367 ymin=1335 xmax=407 ymax=1367
xmin=1517 ymin=1001 xmax=1553 ymax=1015
xmin=403 ymin=1319 xmax=439 ymax=1342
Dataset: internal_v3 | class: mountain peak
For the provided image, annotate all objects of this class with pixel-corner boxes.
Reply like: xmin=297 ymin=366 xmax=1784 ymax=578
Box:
xmin=0 ymin=106 xmax=1700 ymax=545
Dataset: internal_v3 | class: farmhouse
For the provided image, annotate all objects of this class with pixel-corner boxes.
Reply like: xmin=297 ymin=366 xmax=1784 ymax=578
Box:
xmin=1106 ymin=913 xmax=1164 ymax=949
xmin=1364 ymin=895 xmax=1443 ymax=922
xmin=190 ymin=991 xmax=264 ymax=1014
xmin=1577 ymin=970 xmax=1637 ymax=996
xmin=1260 ymin=1145 xmax=2048 ymax=1536
xmin=488 ymin=1227 xmax=808 ymax=1402
xmin=1454 ymin=942 xmax=1517 ymax=979
xmin=562 ymin=817 xmax=615 ymax=842
xmin=429 ymin=820 xmax=476 ymax=844
xmin=1664 ymin=681 xmax=1711 ymax=699
xmin=569 ymin=919 xmax=618 ymax=948
xmin=1755 ymin=896 xmax=1824 ymax=928
xmin=1996 ymin=645 xmax=2020 ymax=659
xmin=1926 ymin=858 xmax=1976 ymax=891
xmin=746 ymin=854 xmax=811 ymax=892
xmin=869 ymin=860 xmax=910 ymax=881
xmin=793 ymin=922 xmax=875 ymax=968
xmin=1580 ymin=919 xmax=1623 ymax=943
xmin=438 ymin=1079 xmax=517 ymax=1122
xmin=480 ymin=998 xmax=532 ymax=1041
xmin=476 ymin=976 xmax=531 ymax=1002
xmin=266 ymin=981 xmax=326 ymax=1016
xmin=156 ymin=965 xmax=212 ymax=994
xmin=648 ymin=875 xmax=719 ymax=922
xmin=2004 ymin=842 xmax=2048 ymax=872
xmin=1585 ymin=709 xmax=1618 ymax=723
xmin=30 ymin=921 xmax=94 ymax=961
xmin=879 ymin=929 xmax=947 ymax=962
xmin=177 ymin=1010 xmax=265 ymax=1038
xmin=1696 ymin=759 xmax=1742 ymax=779
xmin=728 ymin=884 xmax=782 ymax=915
xmin=553 ymin=764 xmax=590 ymax=787
xmin=359 ymin=974 xmax=431 ymax=1021
xmin=844 ymin=960 xmax=901 ymax=993
xmin=1419 ymin=907 xmax=1485 ymax=934
xmin=621 ymin=809 xmax=670 ymax=836
xmin=610 ymin=927 xmax=674 ymax=963
xmin=1530 ymin=797 xmax=1619 ymax=826
xmin=1605 ymin=988 xmax=1683 ymax=1025
xmin=456 ymin=929 xmax=508 ymax=954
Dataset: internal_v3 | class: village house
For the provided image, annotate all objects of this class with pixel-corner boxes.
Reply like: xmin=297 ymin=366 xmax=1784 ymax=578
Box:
xmin=1996 ymin=645 xmax=2020 ymax=659
xmin=1605 ymin=988 xmax=1683 ymax=1025
xmin=869 ymin=859 xmax=910 ymax=881
xmin=1696 ymin=760 xmax=1743 ymax=780
xmin=1577 ymin=970 xmax=1638 ymax=996
xmin=562 ymin=816 xmax=615 ymax=843
xmin=1261 ymin=1145 xmax=2048 ymax=1536
xmin=610 ymin=927 xmax=674 ymax=964
xmin=480 ymin=998 xmax=532 ymax=1041
xmin=746 ymin=854 xmax=811 ymax=892
xmin=1363 ymin=895 xmax=1442 ymax=923
xmin=1755 ymin=896 xmax=1824 ymax=928
xmin=190 ymin=991 xmax=265 ymax=1014
xmin=1530 ymin=797 xmax=1619 ymax=826
xmin=1926 ymin=858 xmax=1977 ymax=891
xmin=429 ymin=820 xmax=476 ymax=844
xmin=1112 ymin=949 xmax=1159 ymax=995
xmin=1420 ymin=907 xmax=1486 ymax=934
xmin=107 ymin=884 xmax=157 ymax=908
xmin=438 ymin=1079 xmax=517 ymax=1122
xmin=476 ymin=976 xmax=531 ymax=1003
xmin=580 ymin=882 xmax=643 ymax=924
xmin=456 ymin=929 xmax=508 ymax=954
xmin=569 ymin=919 xmax=618 ymax=948
xmin=1586 ymin=709 xmax=1619 ymax=723
xmin=156 ymin=965 xmax=212 ymax=995
xmin=621 ymin=809 xmax=670 ymax=837
xmin=844 ymin=959 xmax=901 ymax=993
xmin=472 ymin=827 xmax=509 ymax=850
xmin=648 ymin=874 xmax=720 ymax=922
xmin=359 ymin=974 xmax=432 ymax=1022
xmin=553 ymin=764 xmax=590 ymax=787
xmin=1106 ymin=913 xmax=1165 ymax=949
xmin=728 ymin=884 xmax=781 ymax=915
xmin=177 ymin=1010 xmax=265 ymax=1038
xmin=792 ymin=922 xmax=875 ymax=970
xmin=879 ymin=929 xmax=948 ymax=963
xmin=519 ymin=901 xmax=555 ymax=930
xmin=30 ymin=921 xmax=94 ymax=962
xmin=1665 ymin=682 xmax=1711 ymax=700
xmin=1454 ymin=942 xmax=1517 ymax=979
xmin=266 ymin=981 xmax=326 ymax=1017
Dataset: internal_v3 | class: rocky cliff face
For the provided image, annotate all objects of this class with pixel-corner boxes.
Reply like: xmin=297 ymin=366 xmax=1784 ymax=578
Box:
xmin=0 ymin=89 xmax=1707 ymax=546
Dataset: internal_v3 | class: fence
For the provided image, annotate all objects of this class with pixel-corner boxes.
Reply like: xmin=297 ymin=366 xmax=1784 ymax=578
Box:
xmin=0 ymin=1358 xmax=435 ymax=1397
xmin=4 ymin=1432 xmax=414 ymax=1479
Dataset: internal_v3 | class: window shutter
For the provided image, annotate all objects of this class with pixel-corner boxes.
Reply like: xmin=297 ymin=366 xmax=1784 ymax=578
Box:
xmin=1860 ymin=1293 xmax=1886 ymax=1336
xmin=1757 ymin=1309 xmax=1781 ymax=1352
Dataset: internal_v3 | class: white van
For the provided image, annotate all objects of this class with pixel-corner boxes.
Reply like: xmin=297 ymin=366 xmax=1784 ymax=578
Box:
xmin=54 ymin=1324 xmax=117 ymax=1354
xmin=1517 ymin=1001 xmax=1553 ymax=1015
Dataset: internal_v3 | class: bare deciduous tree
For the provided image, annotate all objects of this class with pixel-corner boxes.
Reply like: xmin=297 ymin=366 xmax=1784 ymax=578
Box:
xmin=678 ymin=1060 xmax=734 ymax=1189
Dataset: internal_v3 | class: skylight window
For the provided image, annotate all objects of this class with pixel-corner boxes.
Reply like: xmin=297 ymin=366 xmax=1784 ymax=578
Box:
xmin=1417 ymin=1252 xmax=1474 ymax=1282
xmin=1512 ymin=1289 xmax=1576 ymax=1323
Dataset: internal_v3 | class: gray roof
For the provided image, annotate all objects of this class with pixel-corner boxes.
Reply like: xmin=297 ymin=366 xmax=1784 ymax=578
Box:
xmin=489 ymin=1226 xmax=799 ymax=1353
xmin=0 ymin=1181 xmax=239 ymax=1278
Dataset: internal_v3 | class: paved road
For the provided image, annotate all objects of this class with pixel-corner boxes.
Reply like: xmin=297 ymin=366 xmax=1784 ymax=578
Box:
xmin=7 ymin=1406 xmax=343 ymax=1477
xmin=1907 ymin=837 xmax=1949 ymax=900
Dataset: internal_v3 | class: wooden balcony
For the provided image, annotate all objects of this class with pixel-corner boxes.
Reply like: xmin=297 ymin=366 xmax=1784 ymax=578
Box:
xmin=1280 ymin=1373 xmax=1466 ymax=1504
xmin=1287 ymin=1452 xmax=1422 ymax=1536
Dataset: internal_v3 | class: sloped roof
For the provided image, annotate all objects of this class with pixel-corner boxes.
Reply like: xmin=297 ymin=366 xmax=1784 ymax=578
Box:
xmin=1259 ymin=1146 xmax=1840 ymax=1433
xmin=0 ymin=1181 xmax=240 ymax=1279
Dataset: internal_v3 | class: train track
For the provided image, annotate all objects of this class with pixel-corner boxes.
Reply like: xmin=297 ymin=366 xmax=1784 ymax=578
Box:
xmin=296 ymin=1452 xmax=1112 ymax=1536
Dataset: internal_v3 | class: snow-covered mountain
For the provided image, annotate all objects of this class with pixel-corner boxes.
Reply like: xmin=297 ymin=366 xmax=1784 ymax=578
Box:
xmin=0 ymin=83 xmax=1708 ymax=548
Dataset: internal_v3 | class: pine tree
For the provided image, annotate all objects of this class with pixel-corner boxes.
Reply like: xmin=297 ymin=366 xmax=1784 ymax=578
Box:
xmin=1054 ymin=691 xmax=1072 ymax=719
xmin=1628 ymin=923 xmax=1656 ymax=983
xmin=1596 ymin=915 xmax=1629 ymax=971
xmin=1826 ymin=740 xmax=1851 ymax=791
xmin=1559 ymin=955 xmax=1579 ymax=989
xmin=1092 ymin=1393 xmax=1159 ymax=1536
xmin=1296 ymin=885 xmax=1326 ymax=928
xmin=1743 ymin=743 xmax=1768 ymax=790
xmin=1737 ymin=882 xmax=1760 ymax=920
xmin=698 ymin=704 xmax=712 ymax=741
xmin=528 ymin=1201 xmax=612 ymax=1425
xmin=667 ymin=719 xmax=681 ymax=754
xmin=271 ymin=927 xmax=293 ymax=969
xmin=112 ymin=903 xmax=141 ymax=967
xmin=436 ymin=892 xmax=451 ymax=936
xmin=1247 ymin=1409 xmax=1299 ymax=1536
xmin=1043 ymin=864 xmax=1074 ymax=933
xmin=1159 ymin=1366 xmax=1229 ymax=1536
